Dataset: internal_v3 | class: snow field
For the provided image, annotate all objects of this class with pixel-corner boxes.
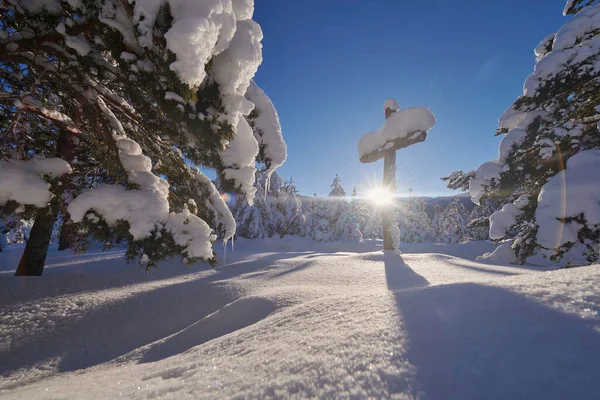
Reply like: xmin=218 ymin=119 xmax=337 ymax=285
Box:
xmin=1 ymin=239 xmax=599 ymax=399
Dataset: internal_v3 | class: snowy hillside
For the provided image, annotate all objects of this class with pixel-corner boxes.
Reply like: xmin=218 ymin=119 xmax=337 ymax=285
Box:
xmin=1 ymin=240 xmax=599 ymax=399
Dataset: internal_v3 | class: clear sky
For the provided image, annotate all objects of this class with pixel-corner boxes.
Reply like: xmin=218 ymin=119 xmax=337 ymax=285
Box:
xmin=251 ymin=0 xmax=568 ymax=197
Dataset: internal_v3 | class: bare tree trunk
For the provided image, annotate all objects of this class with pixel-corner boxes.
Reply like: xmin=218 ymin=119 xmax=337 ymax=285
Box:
xmin=15 ymin=205 xmax=58 ymax=276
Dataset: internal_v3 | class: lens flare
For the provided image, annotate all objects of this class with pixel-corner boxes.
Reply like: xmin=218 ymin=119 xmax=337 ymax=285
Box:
xmin=368 ymin=187 xmax=394 ymax=206
xmin=220 ymin=192 xmax=235 ymax=204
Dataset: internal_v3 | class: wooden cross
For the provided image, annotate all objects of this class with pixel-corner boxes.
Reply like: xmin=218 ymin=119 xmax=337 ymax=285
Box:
xmin=359 ymin=99 xmax=433 ymax=250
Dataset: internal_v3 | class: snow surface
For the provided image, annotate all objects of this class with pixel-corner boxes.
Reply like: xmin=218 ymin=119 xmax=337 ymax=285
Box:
xmin=358 ymin=106 xmax=435 ymax=158
xmin=1 ymin=238 xmax=600 ymax=399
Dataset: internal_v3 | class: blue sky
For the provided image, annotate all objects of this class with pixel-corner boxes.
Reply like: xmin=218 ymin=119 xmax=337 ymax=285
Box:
xmin=252 ymin=0 xmax=568 ymax=197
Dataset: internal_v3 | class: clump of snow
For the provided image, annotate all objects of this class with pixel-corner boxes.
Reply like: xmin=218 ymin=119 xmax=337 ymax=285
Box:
xmin=191 ymin=167 xmax=236 ymax=242
xmin=489 ymin=195 xmax=529 ymax=240
xmin=477 ymin=240 xmax=518 ymax=264
xmin=245 ymin=80 xmax=287 ymax=173
xmin=222 ymin=117 xmax=259 ymax=204
xmin=165 ymin=207 xmax=215 ymax=260
xmin=358 ymin=106 xmax=436 ymax=158
xmin=0 ymin=158 xmax=72 ymax=208
xmin=523 ymin=3 xmax=600 ymax=96
xmin=536 ymin=149 xmax=600 ymax=251
xmin=68 ymin=131 xmax=214 ymax=259
xmin=164 ymin=91 xmax=185 ymax=103
xmin=64 ymin=35 xmax=91 ymax=56
xmin=212 ymin=19 xmax=263 ymax=127
xmin=134 ymin=0 xmax=238 ymax=86
xmin=120 ymin=51 xmax=137 ymax=62
xmin=469 ymin=161 xmax=502 ymax=205
xmin=534 ymin=33 xmax=556 ymax=59
xmin=68 ymin=134 xmax=170 ymax=240
xmin=497 ymin=128 xmax=527 ymax=162
xmin=384 ymin=98 xmax=400 ymax=112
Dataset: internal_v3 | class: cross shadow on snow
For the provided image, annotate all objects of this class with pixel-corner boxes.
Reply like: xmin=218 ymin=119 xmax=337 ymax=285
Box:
xmin=384 ymin=251 xmax=429 ymax=291
xmin=385 ymin=258 xmax=600 ymax=399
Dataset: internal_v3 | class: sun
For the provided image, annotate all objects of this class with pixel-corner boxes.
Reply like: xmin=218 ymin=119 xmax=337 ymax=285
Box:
xmin=368 ymin=186 xmax=394 ymax=206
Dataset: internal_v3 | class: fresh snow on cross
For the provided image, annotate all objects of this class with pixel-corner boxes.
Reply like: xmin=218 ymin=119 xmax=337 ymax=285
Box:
xmin=358 ymin=106 xmax=436 ymax=159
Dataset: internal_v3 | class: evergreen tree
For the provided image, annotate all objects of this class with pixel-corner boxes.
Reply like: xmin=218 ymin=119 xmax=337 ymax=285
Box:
xmin=271 ymin=177 xmax=304 ymax=237
xmin=431 ymin=204 xmax=444 ymax=242
xmin=468 ymin=200 xmax=496 ymax=241
xmin=468 ymin=1 xmax=600 ymax=264
xmin=0 ymin=0 xmax=285 ymax=274
xmin=438 ymin=198 xmax=468 ymax=243
xmin=328 ymin=174 xmax=347 ymax=197
xmin=398 ymin=198 xmax=434 ymax=243
xmin=350 ymin=188 xmax=372 ymax=237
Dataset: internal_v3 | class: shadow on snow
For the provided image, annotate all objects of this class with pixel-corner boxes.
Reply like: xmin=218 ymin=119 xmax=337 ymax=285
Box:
xmin=383 ymin=251 xmax=600 ymax=400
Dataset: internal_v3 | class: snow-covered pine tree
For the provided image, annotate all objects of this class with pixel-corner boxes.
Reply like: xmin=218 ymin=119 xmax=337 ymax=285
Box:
xmin=0 ymin=0 xmax=285 ymax=274
xmin=324 ymin=174 xmax=362 ymax=241
xmin=350 ymin=188 xmax=372 ymax=238
xmin=398 ymin=197 xmax=434 ymax=243
xmin=307 ymin=196 xmax=332 ymax=242
xmin=232 ymin=172 xmax=269 ymax=239
xmin=431 ymin=204 xmax=444 ymax=242
xmin=468 ymin=0 xmax=600 ymax=265
xmin=438 ymin=198 xmax=468 ymax=244
xmin=271 ymin=177 xmax=304 ymax=237
xmin=468 ymin=200 xmax=497 ymax=241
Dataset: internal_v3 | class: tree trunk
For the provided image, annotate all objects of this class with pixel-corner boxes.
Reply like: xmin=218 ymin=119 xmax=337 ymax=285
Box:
xmin=56 ymin=130 xmax=77 ymax=251
xmin=15 ymin=205 xmax=57 ymax=276
xmin=382 ymin=150 xmax=397 ymax=250
xmin=58 ymin=210 xmax=75 ymax=251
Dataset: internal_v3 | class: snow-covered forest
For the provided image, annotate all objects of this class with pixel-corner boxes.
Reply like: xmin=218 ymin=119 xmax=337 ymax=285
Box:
xmin=230 ymin=171 xmax=495 ymax=245
xmin=1 ymin=0 xmax=600 ymax=398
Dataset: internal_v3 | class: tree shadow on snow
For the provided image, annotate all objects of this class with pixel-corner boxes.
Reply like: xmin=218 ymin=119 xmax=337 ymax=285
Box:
xmin=386 ymin=268 xmax=600 ymax=399
xmin=0 ymin=251 xmax=303 ymax=385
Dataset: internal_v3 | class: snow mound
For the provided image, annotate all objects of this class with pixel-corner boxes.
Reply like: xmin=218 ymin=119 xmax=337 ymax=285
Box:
xmin=2 ymin=241 xmax=600 ymax=398
xmin=136 ymin=296 xmax=280 ymax=363
xmin=477 ymin=241 xmax=518 ymax=265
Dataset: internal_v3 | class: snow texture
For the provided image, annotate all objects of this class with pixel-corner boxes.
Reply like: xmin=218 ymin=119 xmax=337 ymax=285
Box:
xmin=536 ymin=149 xmax=600 ymax=251
xmin=68 ymin=131 xmax=214 ymax=259
xmin=358 ymin=106 xmax=435 ymax=158
xmin=134 ymin=0 xmax=237 ymax=86
xmin=477 ymin=240 xmax=518 ymax=264
xmin=384 ymin=98 xmax=400 ymax=112
xmin=524 ymin=3 xmax=600 ymax=96
xmin=222 ymin=117 xmax=259 ymax=203
xmin=489 ymin=195 xmax=529 ymax=240
xmin=245 ymin=80 xmax=287 ymax=173
xmin=0 ymin=158 xmax=72 ymax=208
xmin=1 ymin=238 xmax=600 ymax=399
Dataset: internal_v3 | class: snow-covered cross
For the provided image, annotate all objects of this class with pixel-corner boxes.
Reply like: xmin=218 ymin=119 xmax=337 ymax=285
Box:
xmin=358 ymin=98 xmax=436 ymax=250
